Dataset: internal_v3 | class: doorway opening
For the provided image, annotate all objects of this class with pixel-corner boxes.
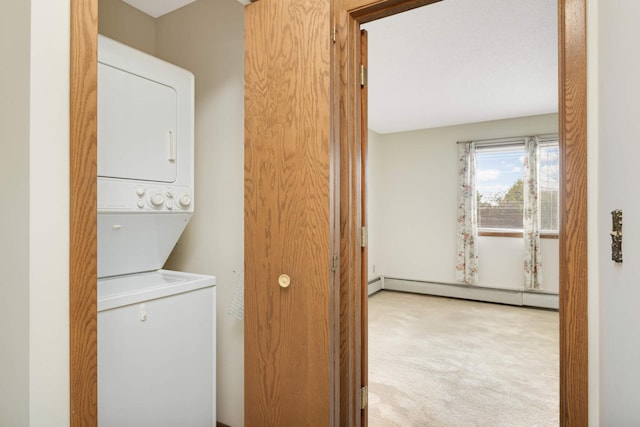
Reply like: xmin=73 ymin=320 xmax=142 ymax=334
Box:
xmin=362 ymin=1 xmax=560 ymax=423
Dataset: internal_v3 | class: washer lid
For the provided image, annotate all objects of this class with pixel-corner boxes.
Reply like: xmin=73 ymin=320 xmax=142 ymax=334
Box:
xmin=98 ymin=269 xmax=216 ymax=312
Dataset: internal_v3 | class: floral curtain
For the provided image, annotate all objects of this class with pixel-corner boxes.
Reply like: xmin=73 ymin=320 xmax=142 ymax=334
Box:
xmin=523 ymin=137 xmax=543 ymax=289
xmin=456 ymin=142 xmax=478 ymax=284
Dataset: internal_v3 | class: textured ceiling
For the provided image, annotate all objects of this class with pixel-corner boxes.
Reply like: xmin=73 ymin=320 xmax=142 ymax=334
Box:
xmin=362 ymin=0 xmax=558 ymax=134
xmin=120 ymin=0 xmax=557 ymax=134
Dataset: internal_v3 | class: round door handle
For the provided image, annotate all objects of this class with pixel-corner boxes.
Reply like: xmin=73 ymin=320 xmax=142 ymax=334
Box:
xmin=278 ymin=274 xmax=291 ymax=288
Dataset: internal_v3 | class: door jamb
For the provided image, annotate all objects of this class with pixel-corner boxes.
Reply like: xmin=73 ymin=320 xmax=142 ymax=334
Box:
xmin=334 ymin=0 xmax=588 ymax=425
xmin=69 ymin=0 xmax=98 ymax=425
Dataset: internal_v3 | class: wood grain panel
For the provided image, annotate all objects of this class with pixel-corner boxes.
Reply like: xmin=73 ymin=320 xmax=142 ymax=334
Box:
xmin=244 ymin=0 xmax=334 ymax=424
xmin=558 ymin=0 xmax=589 ymax=425
xmin=69 ymin=0 xmax=98 ymax=425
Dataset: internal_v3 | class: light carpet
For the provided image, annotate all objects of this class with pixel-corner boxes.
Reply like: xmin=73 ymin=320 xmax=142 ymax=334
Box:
xmin=368 ymin=291 xmax=559 ymax=427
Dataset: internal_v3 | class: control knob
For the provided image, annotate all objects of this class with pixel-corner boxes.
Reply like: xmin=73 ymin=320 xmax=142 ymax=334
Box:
xmin=150 ymin=192 xmax=164 ymax=207
xmin=178 ymin=194 xmax=192 ymax=208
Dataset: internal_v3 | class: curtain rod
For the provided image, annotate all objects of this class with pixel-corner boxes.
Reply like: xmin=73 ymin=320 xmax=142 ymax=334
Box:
xmin=456 ymin=133 xmax=558 ymax=145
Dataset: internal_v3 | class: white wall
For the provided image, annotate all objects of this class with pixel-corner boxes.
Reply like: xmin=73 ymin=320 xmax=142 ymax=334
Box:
xmin=367 ymin=129 xmax=382 ymax=280
xmin=0 ymin=1 xmax=31 ymax=423
xmin=156 ymin=2 xmax=245 ymax=426
xmin=368 ymin=113 xmax=559 ymax=292
xmin=29 ymin=0 xmax=70 ymax=423
xmin=0 ymin=0 xmax=70 ymax=425
xmin=479 ymin=237 xmax=559 ymax=292
xmin=99 ymin=0 xmax=157 ymax=55
xmin=597 ymin=0 xmax=640 ymax=423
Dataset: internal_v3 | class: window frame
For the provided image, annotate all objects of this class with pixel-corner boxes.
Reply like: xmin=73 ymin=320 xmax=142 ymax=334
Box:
xmin=474 ymin=136 xmax=559 ymax=238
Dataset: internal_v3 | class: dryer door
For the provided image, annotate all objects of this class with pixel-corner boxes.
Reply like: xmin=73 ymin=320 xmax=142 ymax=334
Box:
xmin=98 ymin=63 xmax=178 ymax=183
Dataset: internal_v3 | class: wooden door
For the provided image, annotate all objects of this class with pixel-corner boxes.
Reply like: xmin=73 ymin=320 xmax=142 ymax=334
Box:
xmin=360 ymin=28 xmax=369 ymax=427
xmin=244 ymin=0 xmax=337 ymax=425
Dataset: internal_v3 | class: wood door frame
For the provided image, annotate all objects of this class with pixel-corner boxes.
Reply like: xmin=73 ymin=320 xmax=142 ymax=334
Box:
xmin=70 ymin=0 xmax=98 ymax=425
xmin=334 ymin=0 xmax=588 ymax=425
xmin=359 ymin=28 xmax=369 ymax=427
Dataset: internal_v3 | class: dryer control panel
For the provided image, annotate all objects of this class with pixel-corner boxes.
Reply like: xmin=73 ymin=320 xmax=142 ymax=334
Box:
xmin=138 ymin=186 xmax=192 ymax=211
xmin=98 ymin=179 xmax=194 ymax=213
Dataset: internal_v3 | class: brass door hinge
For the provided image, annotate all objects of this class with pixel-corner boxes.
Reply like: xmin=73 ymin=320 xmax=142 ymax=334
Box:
xmin=360 ymin=64 xmax=368 ymax=87
xmin=361 ymin=226 xmax=368 ymax=248
xmin=331 ymin=254 xmax=338 ymax=272
xmin=332 ymin=26 xmax=336 ymax=43
xmin=360 ymin=385 xmax=368 ymax=410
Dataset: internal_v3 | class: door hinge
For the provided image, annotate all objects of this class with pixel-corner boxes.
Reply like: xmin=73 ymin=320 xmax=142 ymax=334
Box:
xmin=361 ymin=226 xmax=368 ymax=248
xmin=360 ymin=385 xmax=368 ymax=410
xmin=332 ymin=26 xmax=336 ymax=43
xmin=360 ymin=64 xmax=368 ymax=87
xmin=331 ymin=254 xmax=338 ymax=272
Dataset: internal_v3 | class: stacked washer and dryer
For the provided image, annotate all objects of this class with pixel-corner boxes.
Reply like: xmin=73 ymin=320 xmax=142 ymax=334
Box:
xmin=96 ymin=35 xmax=216 ymax=426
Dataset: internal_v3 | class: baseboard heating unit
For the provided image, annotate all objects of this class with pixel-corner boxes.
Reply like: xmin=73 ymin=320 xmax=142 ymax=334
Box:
xmin=368 ymin=276 xmax=558 ymax=310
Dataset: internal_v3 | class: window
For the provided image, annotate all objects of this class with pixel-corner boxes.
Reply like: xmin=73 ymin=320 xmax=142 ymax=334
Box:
xmin=475 ymin=139 xmax=559 ymax=235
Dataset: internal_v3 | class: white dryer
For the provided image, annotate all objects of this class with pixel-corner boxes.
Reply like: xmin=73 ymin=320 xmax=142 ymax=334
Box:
xmin=96 ymin=35 xmax=215 ymax=427
xmin=97 ymin=34 xmax=195 ymax=278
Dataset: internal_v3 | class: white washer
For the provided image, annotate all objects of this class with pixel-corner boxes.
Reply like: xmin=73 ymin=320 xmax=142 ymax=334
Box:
xmin=98 ymin=270 xmax=216 ymax=427
xmin=97 ymin=36 xmax=216 ymax=426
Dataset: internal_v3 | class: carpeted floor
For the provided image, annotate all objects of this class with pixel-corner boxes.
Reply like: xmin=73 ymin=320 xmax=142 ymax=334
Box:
xmin=368 ymin=291 xmax=559 ymax=427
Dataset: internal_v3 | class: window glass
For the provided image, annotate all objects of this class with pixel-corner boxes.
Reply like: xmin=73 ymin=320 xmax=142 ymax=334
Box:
xmin=476 ymin=144 xmax=525 ymax=230
xmin=475 ymin=140 xmax=559 ymax=233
